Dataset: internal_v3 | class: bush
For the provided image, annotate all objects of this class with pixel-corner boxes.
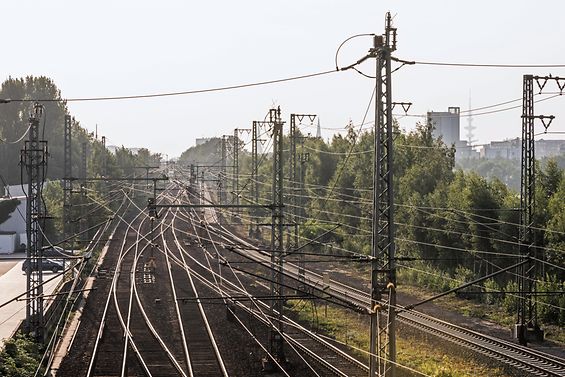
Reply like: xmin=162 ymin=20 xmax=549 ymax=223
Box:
xmin=451 ymin=266 xmax=479 ymax=299
xmin=502 ymin=280 xmax=519 ymax=315
xmin=483 ymin=278 xmax=501 ymax=305
xmin=0 ymin=333 xmax=43 ymax=377
xmin=536 ymin=275 xmax=565 ymax=326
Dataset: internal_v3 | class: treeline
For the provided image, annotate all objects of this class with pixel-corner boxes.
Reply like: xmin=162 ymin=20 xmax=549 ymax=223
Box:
xmin=184 ymin=120 xmax=564 ymax=326
xmin=0 ymin=76 xmax=162 ymax=243
xmin=457 ymin=155 xmax=565 ymax=191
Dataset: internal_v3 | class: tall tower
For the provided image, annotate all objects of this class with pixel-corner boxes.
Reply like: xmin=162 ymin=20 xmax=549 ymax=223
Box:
xmin=465 ymin=91 xmax=476 ymax=145
xmin=316 ymin=118 xmax=321 ymax=138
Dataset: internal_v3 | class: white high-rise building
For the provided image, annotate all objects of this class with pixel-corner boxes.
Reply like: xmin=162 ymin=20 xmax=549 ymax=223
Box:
xmin=427 ymin=107 xmax=460 ymax=146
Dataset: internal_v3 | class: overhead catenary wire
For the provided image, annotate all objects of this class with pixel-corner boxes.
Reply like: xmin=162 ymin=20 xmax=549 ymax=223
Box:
xmin=405 ymin=59 xmax=565 ymax=68
xmin=1 ymin=69 xmax=338 ymax=103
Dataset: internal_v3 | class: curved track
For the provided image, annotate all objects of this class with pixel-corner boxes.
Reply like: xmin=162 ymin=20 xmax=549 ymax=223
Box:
xmin=169 ymin=185 xmax=369 ymax=377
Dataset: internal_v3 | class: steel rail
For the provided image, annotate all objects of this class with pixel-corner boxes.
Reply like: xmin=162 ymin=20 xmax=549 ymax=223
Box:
xmin=87 ymin=203 xmax=151 ymax=376
xmin=210 ymin=210 xmax=565 ymax=377
xmin=167 ymin=183 xmax=371 ymax=376
xmin=160 ymin=210 xmax=194 ymax=376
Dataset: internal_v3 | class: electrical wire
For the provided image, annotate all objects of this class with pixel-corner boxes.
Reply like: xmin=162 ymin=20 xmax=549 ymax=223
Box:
xmin=408 ymin=59 xmax=565 ymax=68
xmin=0 ymin=124 xmax=32 ymax=144
xmin=3 ymin=70 xmax=338 ymax=103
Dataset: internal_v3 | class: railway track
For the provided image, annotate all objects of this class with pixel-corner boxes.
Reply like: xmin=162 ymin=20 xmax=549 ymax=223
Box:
xmin=206 ymin=207 xmax=565 ymax=377
xmin=160 ymin=207 xmax=229 ymax=377
xmin=168 ymin=172 xmax=565 ymax=377
xmin=87 ymin=193 xmax=188 ymax=376
xmin=59 ymin=176 xmax=565 ymax=376
xmin=168 ymin=188 xmax=370 ymax=377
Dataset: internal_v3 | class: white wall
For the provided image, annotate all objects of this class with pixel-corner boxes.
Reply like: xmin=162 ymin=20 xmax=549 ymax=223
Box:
xmin=0 ymin=233 xmax=16 ymax=254
xmin=0 ymin=197 xmax=26 ymax=234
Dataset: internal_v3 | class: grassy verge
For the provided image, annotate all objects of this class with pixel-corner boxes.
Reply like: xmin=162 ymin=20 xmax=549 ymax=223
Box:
xmin=287 ymin=299 xmax=509 ymax=377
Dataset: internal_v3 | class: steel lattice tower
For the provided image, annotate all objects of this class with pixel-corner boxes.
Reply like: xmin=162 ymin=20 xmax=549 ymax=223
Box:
xmin=517 ymin=74 xmax=547 ymax=344
xmin=269 ymin=106 xmax=285 ymax=363
xmin=289 ymin=114 xmax=315 ymax=282
xmin=22 ymin=103 xmax=47 ymax=340
xmin=289 ymin=115 xmax=298 ymax=263
xmin=80 ymin=142 xmax=87 ymax=243
xmin=220 ymin=135 xmax=227 ymax=205
xmin=101 ymin=136 xmax=107 ymax=177
xmin=251 ymin=121 xmax=259 ymax=234
xmin=63 ymin=115 xmax=72 ymax=248
xmin=233 ymin=129 xmax=239 ymax=216
xmin=370 ymin=12 xmax=397 ymax=377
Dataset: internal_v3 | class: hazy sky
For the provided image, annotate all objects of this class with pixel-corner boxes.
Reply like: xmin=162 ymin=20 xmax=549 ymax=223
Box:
xmin=2 ymin=1 xmax=565 ymax=157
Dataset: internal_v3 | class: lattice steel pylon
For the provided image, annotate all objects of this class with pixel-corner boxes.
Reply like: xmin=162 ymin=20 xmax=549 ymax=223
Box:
xmin=80 ymin=142 xmax=88 ymax=243
xmin=251 ymin=121 xmax=268 ymax=236
xmin=21 ymin=103 xmax=47 ymax=340
xmin=190 ymin=163 xmax=196 ymax=186
xmin=268 ymin=106 xmax=286 ymax=364
xmin=289 ymin=113 xmax=315 ymax=283
xmin=101 ymin=135 xmax=107 ymax=177
xmin=220 ymin=135 xmax=227 ymax=205
xmin=516 ymin=74 xmax=554 ymax=344
xmin=63 ymin=115 xmax=72 ymax=248
xmin=233 ymin=128 xmax=239 ymax=215
xmin=369 ymin=12 xmax=397 ymax=377
xmin=251 ymin=121 xmax=259 ymax=235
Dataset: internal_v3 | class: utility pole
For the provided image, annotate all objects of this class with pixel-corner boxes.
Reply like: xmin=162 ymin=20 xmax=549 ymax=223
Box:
xmin=265 ymin=106 xmax=286 ymax=368
xmin=233 ymin=129 xmax=239 ymax=219
xmin=289 ymin=114 xmax=316 ymax=283
xmin=190 ymin=164 xmax=196 ymax=186
xmin=101 ymin=136 xmax=107 ymax=177
xmin=370 ymin=13 xmax=397 ymax=377
xmin=80 ymin=142 xmax=88 ymax=244
xmin=220 ymin=135 xmax=227 ymax=206
xmin=516 ymin=74 xmax=555 ymax=344
xmin=22 ymin=103 xmax=47 ymax=340
xmin=63 ymin=115 xmax=72 ymax=249
xmin=147 ymin=179 xmax=159 ymax=273
xmin=234 ymin=128 xmax=251 ymax=222
xmin=250 ymin=121 xmax=268 ymax=236
xmin=251 ymin=122 xmax=258 ymax=236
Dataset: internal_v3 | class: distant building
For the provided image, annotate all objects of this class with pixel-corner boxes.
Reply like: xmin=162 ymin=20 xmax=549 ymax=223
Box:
xmin=427 ymin=107 xmax=461 ymax=146
xmin=427 ymin=107 xmax=479 ymax=160
xmin=106 ymin=145 xmax=144 ymax=155
xmin=480 ymin=138 xmax=521 ymax=160
xmin=536 ymin=139 xmax=565 ymax=158
xmin=455 ymin=140 xmax=480 ymax=160
xmin=196 ymin=138 xmax=211 ymax=146
xmin=479 ymin=138 xmax=565 ymax=160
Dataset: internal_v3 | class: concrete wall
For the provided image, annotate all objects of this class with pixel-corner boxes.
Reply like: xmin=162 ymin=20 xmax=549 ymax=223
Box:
xmin=0 ymin=233 xmax=17 ymax=254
